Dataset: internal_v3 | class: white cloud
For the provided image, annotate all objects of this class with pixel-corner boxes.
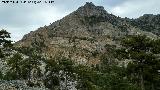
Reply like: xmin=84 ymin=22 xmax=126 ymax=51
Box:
xmin=1 ymin=25 xmax=39 ymax=41
xmin=110 ymin=0 xmax=160 ymax=18
xmin=0 ymin=0 xmax=70 ymax=41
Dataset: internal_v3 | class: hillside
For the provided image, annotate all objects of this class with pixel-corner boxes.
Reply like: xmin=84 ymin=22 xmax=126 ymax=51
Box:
xmin=16 ymin=2 xmax=158 ymax=65
xmin=128 ymin=14 xmax=160 ymax=35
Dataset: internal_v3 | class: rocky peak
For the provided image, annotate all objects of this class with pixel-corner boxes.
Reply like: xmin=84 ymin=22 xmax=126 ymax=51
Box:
xmin=84 ymin=2 xmax=95 ymax=7
xmin=15 ymin=2 xmax=159 ymax=65
xmin=76 ymin=2 xmax=107 ymax=17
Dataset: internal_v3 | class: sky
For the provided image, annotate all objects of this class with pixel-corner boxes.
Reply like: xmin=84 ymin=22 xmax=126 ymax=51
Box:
xmin=0 ymin=0 xmax=160 ymax=41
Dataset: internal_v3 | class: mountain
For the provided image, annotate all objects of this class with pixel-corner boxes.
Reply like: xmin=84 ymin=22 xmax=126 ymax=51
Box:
xmin=15 ymin=2 xmax=159 ymax=65
xmin=128 ymin=14 xmax=160 ymax=35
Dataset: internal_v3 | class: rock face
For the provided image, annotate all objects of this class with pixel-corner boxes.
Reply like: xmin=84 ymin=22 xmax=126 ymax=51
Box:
xmin=76 ymin=2 xmax=107 ymax=17
xmin=15 ymin=2 xmax=159 ymax=65
xmin=0 ymin=80 xmax=49 ymax=90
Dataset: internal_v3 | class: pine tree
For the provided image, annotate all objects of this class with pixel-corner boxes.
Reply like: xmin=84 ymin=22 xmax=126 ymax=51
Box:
xmin=7 ymin=53 xmax=23 ymax=79
xmin=117 ymin=35 xmax=160 ymax=90
xmin=0 ymin=29 xmax=12 ymax=80
xmin=0 ymin=29 xmax=12 ymax=58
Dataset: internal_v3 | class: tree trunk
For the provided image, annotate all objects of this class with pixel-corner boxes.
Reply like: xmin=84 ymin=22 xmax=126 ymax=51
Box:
xmin=65 ymin=73 xmax=68 ymax=90
xmin=140 ymin=74 xmax=145 ymax=90
xmin=140 ymin=73 xmax=145 ymax=90
xmin=151 ymin=83 xmax=155 ymax=90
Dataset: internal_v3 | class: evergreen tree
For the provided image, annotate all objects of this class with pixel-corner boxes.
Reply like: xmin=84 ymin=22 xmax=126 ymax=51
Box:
xmin=0 ymin=71 xmax=3 ymax=80
xmin=0 ymin=29 xmax=12 ymax=80
xmin=44 ymin=56 xmax=76 ymax=90
xmin=117 ymin=35 xmax=160 ymax=90
xmin=0 ymin=29 xmax=12 ymax=58
xmin=7 ymin=53 xmax=23 ymax=79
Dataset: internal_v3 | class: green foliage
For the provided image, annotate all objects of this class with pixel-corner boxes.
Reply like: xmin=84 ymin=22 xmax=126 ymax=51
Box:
xmin=7 ymin=53 xmax=23 ymax=79
xmin=118 ymin=35 xmax=160 ymax=90
xmin=75 ymin=65 xmax=99 ymax=90
xmin=99 ymin=55 xmax=140 ymax=90
xmin=44 ymin=56 xmax=76 ymax=90
xmin=43 ymin=58 xmax=60 ymax=89
xmin=3 ymin=71 xmax=17 ymax=80
xmin=150 ymin=39 xmax=160 ymax=54
xmin=84 ymin=16 xmax=105 ymax=26
xmin=121 ymin=35 xmax=152 ymax=51
xmin=0 ymin=71 xmax=3 ymax=80
xmin=0 ymin=29 xmax=12 ymax=47
xmin=0 ymin=29 xmax=12 ymax=58
xmin=4 ymin=46 xmax=43 ymax=81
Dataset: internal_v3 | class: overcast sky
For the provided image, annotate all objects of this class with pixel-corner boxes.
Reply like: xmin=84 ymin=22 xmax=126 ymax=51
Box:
xmin=0 ymin=0 xmax=160 ymax=41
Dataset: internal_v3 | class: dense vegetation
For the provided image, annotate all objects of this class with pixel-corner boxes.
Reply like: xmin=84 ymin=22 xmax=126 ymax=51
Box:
xmin=0 ymin=29 xmax=160 ymax=90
